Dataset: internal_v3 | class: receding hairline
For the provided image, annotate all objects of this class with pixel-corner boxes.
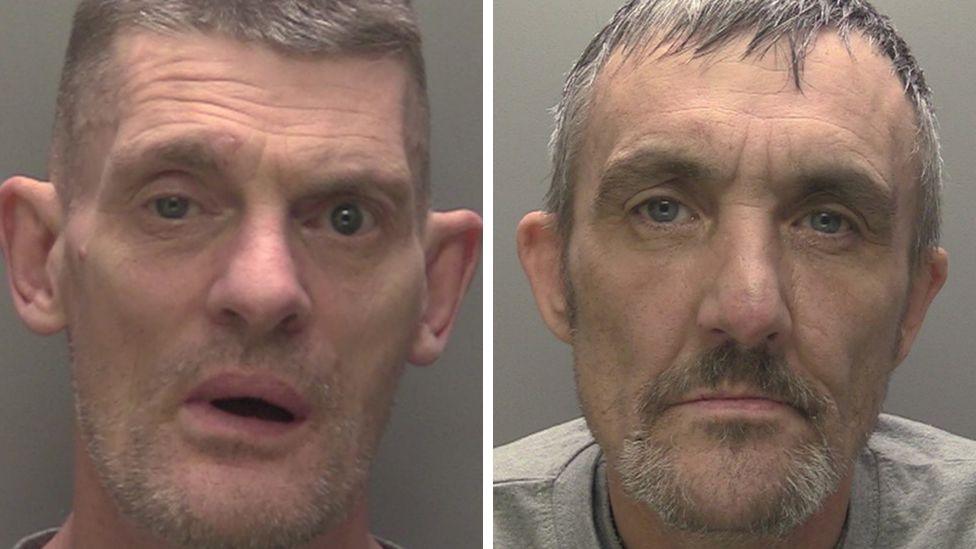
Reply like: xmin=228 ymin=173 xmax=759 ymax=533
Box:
xmin=584 ymin=29 xmax=920 ymax=171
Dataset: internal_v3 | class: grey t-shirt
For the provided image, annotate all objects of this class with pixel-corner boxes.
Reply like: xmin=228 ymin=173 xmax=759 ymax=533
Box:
xmin=494 ymin=414 xmax=976 ymax=548
xmin=11 ymin=528 xmax=406 ymax=549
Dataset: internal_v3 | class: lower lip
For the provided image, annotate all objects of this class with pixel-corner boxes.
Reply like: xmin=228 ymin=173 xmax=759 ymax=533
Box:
xmin=179 ymin=401 xmax=305 ymax=440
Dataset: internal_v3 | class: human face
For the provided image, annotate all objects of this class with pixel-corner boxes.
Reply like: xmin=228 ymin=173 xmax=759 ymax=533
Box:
xmin=558 ymin=34 xmax=942 ymax=534
xmin=57 ymin=31 xmax=425 ymax=547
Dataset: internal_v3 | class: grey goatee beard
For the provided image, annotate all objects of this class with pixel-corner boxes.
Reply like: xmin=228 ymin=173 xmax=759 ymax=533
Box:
xmin=614 ymin=343 xmax=842 ymax=539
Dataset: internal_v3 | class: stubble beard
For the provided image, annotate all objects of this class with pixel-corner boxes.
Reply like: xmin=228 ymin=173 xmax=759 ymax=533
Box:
xmin=71 ymin=336 xmax=395 ymax=549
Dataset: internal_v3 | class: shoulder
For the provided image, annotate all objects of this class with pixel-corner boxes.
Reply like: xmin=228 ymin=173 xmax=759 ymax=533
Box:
xmin=863 ymin=414 xmax=976 ymax=547
xmin=494 ymin=417 xmax=598 ymax=483
xmin=12 ymin=528 xmax=59 ymax=549
xmin=868 ymin=413 xmax=976 ymax=464
xmin=493 ymin=418 xmax=601 ymax=549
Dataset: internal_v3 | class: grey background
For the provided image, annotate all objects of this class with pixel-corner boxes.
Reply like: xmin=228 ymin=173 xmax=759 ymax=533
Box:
xmin=0 ymin=1 xmax=481 ymax=547
xmin=495 ymin=0 xmax=976 ymax=446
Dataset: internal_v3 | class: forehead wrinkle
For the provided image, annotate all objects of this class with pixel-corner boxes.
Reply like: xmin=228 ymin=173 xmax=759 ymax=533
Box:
xmin=611 ymin=98 xmax=894 ymax=148
xmin=112 ymin=32 xmax=407 ymax=131
xmin=109 ymin=98 xmax=407 ymax=172
xmin=604 ymin=105 xmax=897 ymax=191
xmin=121 ymin=80 xmax=397 ymax=135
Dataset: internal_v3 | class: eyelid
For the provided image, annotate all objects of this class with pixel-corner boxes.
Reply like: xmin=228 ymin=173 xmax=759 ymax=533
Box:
xmin=793 ymin=191 xmax=868 ymax=223
xmin=143 ymin=192 xmax=208 ymax=219
xmin=136 ymin=172 xmax=207 ymax=204
xmin=628 ymin=193 xmax=698 ymax=224
xmin=300 ymin=197 xmax=379 ymax=234
xmin=795 ymin=205 xmax=860 ymax=234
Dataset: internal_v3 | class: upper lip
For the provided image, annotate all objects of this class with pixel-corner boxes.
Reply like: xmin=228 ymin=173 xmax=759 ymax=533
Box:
xmin=185 ymin=372 xmax=311 ymax=421
xmin=674 ymin=389 xmax=786 ymax=407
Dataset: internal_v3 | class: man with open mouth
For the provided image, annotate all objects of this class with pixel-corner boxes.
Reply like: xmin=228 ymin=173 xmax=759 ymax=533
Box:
xmin=1 ymin=1 xmax=481 ymax=548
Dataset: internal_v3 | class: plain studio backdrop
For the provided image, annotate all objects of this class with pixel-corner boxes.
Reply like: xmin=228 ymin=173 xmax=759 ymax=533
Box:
xmin=495 ymin=0 xmax=976 ymax=446
xmin=0 ymin=1 xmax=481 ymax=547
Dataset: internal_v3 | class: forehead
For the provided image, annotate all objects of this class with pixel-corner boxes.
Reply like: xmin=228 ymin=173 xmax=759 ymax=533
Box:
xmin=98 ymin=30 xmax=413 ymax=189
xmin=582 ymin=32 xmax=918 ymax=196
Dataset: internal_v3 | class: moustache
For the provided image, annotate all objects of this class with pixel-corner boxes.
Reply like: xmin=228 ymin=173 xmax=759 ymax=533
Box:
xmin=153 ymin=336 xmax=333 ymax=412
xmin=636 ymin=342 xmax=831 ymax=427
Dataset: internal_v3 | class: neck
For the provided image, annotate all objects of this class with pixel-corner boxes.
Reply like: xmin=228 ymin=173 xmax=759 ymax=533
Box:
xmin=46 ymin=432 xmax=379 ymax=549
xmin=606 ymin=466 xmax=852 ymax=549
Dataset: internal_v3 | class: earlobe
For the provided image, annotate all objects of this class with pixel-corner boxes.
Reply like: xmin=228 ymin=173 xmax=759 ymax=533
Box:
xmin=0 ymin=176 xmax=67 ymax=335
xmin=896 ymin=247 xmax=948 ymax=363
xmin=517 ymin=211 xmax=572 ymax=343
xmin=408 ymin=209 xmax=482 ymax=366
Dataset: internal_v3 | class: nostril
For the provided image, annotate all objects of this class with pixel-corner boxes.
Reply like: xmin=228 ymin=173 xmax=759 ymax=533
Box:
xmin=279 ymin=313 xmax=303 ymax=333
xmin=216 ymin=307 xmax=245 ymax=327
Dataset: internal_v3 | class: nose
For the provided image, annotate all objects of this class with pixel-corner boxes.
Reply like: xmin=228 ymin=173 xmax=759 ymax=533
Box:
xmin=696 ymin=220 xmax=792 ymax=349
xmin=206 ymin=216 xmax=311 ymax=338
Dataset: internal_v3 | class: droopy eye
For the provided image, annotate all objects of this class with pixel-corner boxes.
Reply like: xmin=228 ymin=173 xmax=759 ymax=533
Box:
xmin=805 ymin=210 xmax=850 ymax=234
xmin=153 ymin=196 xmax=194 ymax=219
xmin=330 ymin=203 xmax=373 ymax=235
xmin=636 ymin=198 xmax=692 ymax=224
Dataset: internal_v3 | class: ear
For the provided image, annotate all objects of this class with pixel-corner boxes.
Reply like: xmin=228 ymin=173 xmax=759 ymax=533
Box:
xmin=408 ymin=209 xmax=482 ymax=365
xmin=517 ymin=211 xmax=572 ymax=343
xmin=0 ymin=176 xmax=67 ymax=335
xmin=895 ymin=247 xmax=948 ymax=363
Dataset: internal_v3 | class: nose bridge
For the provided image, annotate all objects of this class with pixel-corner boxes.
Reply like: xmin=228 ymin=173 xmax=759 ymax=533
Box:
xmin=699 ymin=207 xmax=791 ymax=348
xmin=208 ymin=211 xmax=311 ymax=335
xmin=232 ymin=216 xmax=294 ymax=282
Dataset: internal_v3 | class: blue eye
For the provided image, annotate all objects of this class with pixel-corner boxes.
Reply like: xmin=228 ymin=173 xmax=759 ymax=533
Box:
xmin=807 ymin=211 xmax=846 ymax=234
xmin=154 ymin=196 xmax=192 ymax=219
xmin=330 ymin=203 xmax=365 ymax=235
xmin=640 ymin=198 xmax=688 ymax=223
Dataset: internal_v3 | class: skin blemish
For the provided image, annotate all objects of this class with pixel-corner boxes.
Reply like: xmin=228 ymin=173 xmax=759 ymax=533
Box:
xmin=212 ymin=132 xmax=243 ymax=168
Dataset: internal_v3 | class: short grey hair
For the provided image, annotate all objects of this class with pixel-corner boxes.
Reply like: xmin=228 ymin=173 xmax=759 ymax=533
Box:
xmin=547 ymin=0 xmax=941 ymax=266
xmin=51 ymin=0 xmax=429 ymax=209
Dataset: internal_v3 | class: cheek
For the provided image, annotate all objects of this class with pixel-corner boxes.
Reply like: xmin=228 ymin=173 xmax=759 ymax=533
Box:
xmin=570 ymin=239 xmax=698 ymax=442
xmin=790 ymin=264 xmax=905 ymax=427
xmin=307 ymin=247 xmax=426 ymax=402
xmin=65 ymin=247 xmax=191 ymax=432
xmin=68 ymin=244 xmax=204 ymax=359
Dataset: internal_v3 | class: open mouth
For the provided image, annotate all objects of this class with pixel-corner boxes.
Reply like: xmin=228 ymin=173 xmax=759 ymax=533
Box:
xmin=182 ymin=373 xmax=311 ymax=436
xmin=210 ymin=397 xmax=296 ymax=424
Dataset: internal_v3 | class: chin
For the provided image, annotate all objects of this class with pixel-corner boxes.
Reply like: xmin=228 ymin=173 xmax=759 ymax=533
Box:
xmin=83 ymin=419 xmax=367 ymax=549
xmin=118 ymin=454 xmax=363 ymax=549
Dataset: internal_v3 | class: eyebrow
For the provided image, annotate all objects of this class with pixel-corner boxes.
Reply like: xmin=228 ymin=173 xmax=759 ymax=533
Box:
xmin=594 ymin=145 xmax=715 ymax=212
xmin=790 ymin=168 xmax=897 ymax=238
xmin=108 ymin=135 xmax=226 ymax=181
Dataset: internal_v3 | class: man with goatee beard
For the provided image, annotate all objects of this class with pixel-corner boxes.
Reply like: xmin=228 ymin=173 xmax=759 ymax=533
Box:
xmin=495 ymin=1 xmax=976 ymax=548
